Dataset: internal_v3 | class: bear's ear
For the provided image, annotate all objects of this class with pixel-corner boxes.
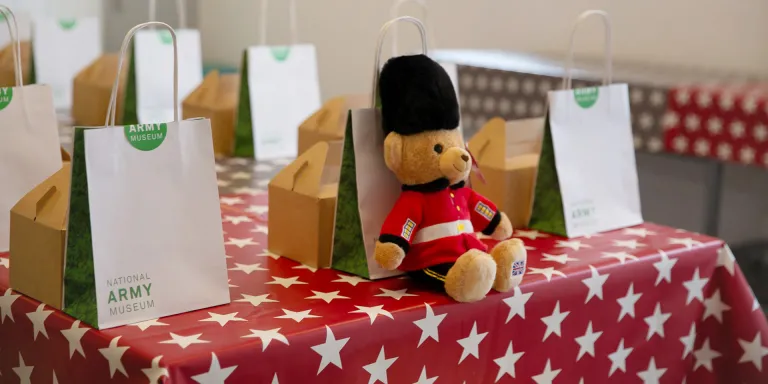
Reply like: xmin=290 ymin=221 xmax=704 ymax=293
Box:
xmin=383 ymin=132 xmax=403 ymax=172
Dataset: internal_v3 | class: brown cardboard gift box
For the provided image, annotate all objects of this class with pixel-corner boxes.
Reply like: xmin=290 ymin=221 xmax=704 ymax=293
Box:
xmin=268 ymin=140 xmax=342 ymax=268
xmin=71 ymin=54 xmax=128 ymax=127
xmin=0 ymin=41 xmax=31 ymax=87
xmin=297 ymin=94 xmax=368 ymax=156
xmin=9 ymin=158 xmax=71 ymax=310
xmin=468 ymin=117 xmax=543 ymax=229
xmin=183 ymin=70 xmax=240 ymax=157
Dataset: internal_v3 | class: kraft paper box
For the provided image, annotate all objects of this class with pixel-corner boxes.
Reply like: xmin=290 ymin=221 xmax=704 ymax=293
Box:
xmin=9 ymin=163 xmax=71 ymax=310
xmin=268 ymin=140 xmax=342 ymax=269
xmin=297 ymin=94 xmax=368 ymax=156
xmin=0 ymin=41 xmax=31 ymax=87
xmin=72 ymin=54 xmax=127 ymax=127
xmin=468 ymin=117 xmax=543 ymax=229
xmin=183 ymin=70 xmax=239 ymax=157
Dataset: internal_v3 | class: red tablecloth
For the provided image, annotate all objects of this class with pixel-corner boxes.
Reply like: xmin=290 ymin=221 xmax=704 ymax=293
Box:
xmin=1 ymin=193 xmax=767 ymax=383
xmin=664 ymin=84 xmax=768 ymax=167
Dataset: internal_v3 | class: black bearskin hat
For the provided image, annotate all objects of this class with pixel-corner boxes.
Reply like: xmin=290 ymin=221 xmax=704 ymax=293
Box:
xmin=379 ymin=54 xmax=459 ymax=136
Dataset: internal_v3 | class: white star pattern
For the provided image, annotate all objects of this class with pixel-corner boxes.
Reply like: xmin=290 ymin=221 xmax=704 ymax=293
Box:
xmin=514 ymin=230 xmax=549 ymax=240
xmin=228 ymin=263 xmax=267 ymax=274
xmin=61 ymin=320 xmax=89 ymax=359
xmin=413 ymin=366 xmax=438 ymax=384
xmin=159 ymin=333 xmax=211 ymax=349
xmin=275 ymin=308 xmax=321 ymax=323
xmin=639 ymin=112 xmax=654 ymax=131
xmin=26 ymin=303 xmax=53 ymax=340
xmin=650 ymin=90 xmax=666 ymax=106
xmin=669 ymin=237 xmax=704 ymax=249
xmin=717 ymin=245 xmax=736 ymax=275
xmin=306 ymin=290 xmax=350 ymax=303
xmin=556 ymin=240 xmax=591 ymax=251
xmin=225 ymin=237 xmax=259 ymax=248
xmin=743 ymin=96 xmax=758 ymax=114
xmin=673 ymin=135 xmax=689 ymax=153
xmin=647 ymin=137 xmax=664 ymax=152
xmin=235 ymin=293 xmax=278 ymax=307
xmin=242 ymin=328 xmax=289 ymax=351
xmin=685 ymin=114 xmax=700 ymax=131
xmin=680 ymin=323 xmax=696 ymax=358
xmin=601 ymin=251 xmax=638 ymax=264
xmin=608 ymin=339 xmax=633 ymax=376
xmin=293 ymin=264 xmax=317 ymax=272
xmin=623 ymin=228 xmax=657 ymax=237
xmin=494 ymin=341 xmax=524 ymax=381
xmin=683 ymin=268 xmax=710 ymax=304
xmin=266 ymin=276 xmax=308 ymax=288
xmin=694 ymin=338 xmax=722 ymax=372
xmin=200 ymin=312 xmax=247 ymax=327
xmin=754 ymin=124 xmax=768 ymax=142
xmin=375 ymin=288 xmax=416 ymax=300
xmin=631 ymin=88 xmax=645 ymax=104
xmin=637 ymin=357 xmax=667 ymax=384
xmin=312 ymin=326 xmax=350 ymax=374
xmin=730 ymin=121 xmax=746 ymax=138
xmin=697 ymin=91 xmax=712 ymax=107
xmin=541 ymin=253 xmax=578 ymax=264
xmin=219 ymin=197 xmax=244 ymax=206
xmin=131 ymin=318 xmax=169 ymax=331
xmin=350 ymin=305 xmax=393 ymax=324
xmin=653 ymin=250 xmax=677 ymax=285
xmin=644 ymin=303 xmax=671 ymax=340
xmin=223 ymin=215 xmax=253 ymax=225
xmin=333 ymin=274 xmax=369 ymax=286
xmin=675 ymin=89 xmax=691 ymax=105
xmin=503 ymin=286 xmax=533 ymax=322
xmin=617 ymin=283 xmax=642 ymax=321
xmin=0 ymin=288 xmax=20 ymax=323
xmin=457 ymin=322 xmax=488 ymax=363
xmin=230 ymin=171 xmax=251 ymax=180
xmin=532 ymin=359 xmax=561 ymax=384
xmin=582 ymin=265 xmax=609 ymax=303
xmin=413 ymin=303 xmax=446 ymax=347
xmin=662 ymin=111 xmax=679 ymax=128
xmin=142 ymin=356 xmax=169 ymax=384
xmin=720 ymin=92 xmax=735 ymax=110
xmin=708 ymin=117 xmax=723 ymax=135
xmin=234 ymin=186 xmax=262 ymax=195
xmin=741 ymin=146 xmax=756 ymax=165
xmin=12 ymin=353 xmax=33 ymax=384
xmin=363 ymin=347 xmax=398 ymax=384
xmin=541 ymin=301 xmax=570 ymax=341
xmin=192 ymin=353 xmax=237 ymax=384
xmin=717 ymin=142 xmax=733 ymax=160
xmin=528 ymin=267 xmax=566 ymax=282
xmin=694 ymin=138 xmax=711 ymax=157
xmin=702 ymin=289 xmax=731 ymax=323
xmin=99 ymin=336 xmax=129 ymax=378
xmin=613 ymin=239 xmax=646 ymax=250
xmin=257 ymin=250 xmax=281 ymax=260
xmin=251 ymin=224 xmax=269 ymax=234
xmin=575 ymin=322 xmax=603 ymax=361
xmin=0 ymin=256 xmax=8 ymax=269
xmin=738 ymin=332 xmax=768 ymax=371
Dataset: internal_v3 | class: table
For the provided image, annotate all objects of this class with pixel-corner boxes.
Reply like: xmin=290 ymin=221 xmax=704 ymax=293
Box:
xmin=2 ymin=159 xmax=767 ymax=383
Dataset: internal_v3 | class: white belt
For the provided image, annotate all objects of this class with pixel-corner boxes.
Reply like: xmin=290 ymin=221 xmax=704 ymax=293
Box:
xmin=412 ymin=220 xmax=474 ymax=244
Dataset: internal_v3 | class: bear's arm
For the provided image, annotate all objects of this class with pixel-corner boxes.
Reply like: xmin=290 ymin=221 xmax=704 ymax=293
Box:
xmin=378 ymin=192 xmax=423 ymax=253
xmin=467 ymin=189 xmax=502 ymax=236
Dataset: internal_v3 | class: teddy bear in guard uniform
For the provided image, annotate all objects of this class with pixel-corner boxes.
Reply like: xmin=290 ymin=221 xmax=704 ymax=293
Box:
xmin=374 ymin=54 xmax=528 ymax=302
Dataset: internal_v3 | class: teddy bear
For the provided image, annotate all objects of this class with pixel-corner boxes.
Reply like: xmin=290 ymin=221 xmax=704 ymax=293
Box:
xmin=373 ymin=54 xmax=528 ymax=303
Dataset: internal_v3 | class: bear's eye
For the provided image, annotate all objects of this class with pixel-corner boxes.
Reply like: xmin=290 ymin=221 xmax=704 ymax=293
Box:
xmin=433 ymin=144 xmax=443 ymax=154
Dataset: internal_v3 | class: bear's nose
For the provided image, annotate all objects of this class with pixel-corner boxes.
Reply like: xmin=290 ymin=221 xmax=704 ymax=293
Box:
xmin=461 ymin=154 xmax=469 ymax=162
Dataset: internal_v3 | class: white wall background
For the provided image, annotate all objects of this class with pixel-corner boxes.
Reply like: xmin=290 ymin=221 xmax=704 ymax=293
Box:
xmin=199 ymin=0 xmax=768 ymax=100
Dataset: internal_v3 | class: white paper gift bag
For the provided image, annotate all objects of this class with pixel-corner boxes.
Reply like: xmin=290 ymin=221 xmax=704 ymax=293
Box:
xmin=0 ymin=7 xmax=61 ymax=252
xmin=233 ymin=0 xmax=321 ymax=160
xmin=529 ymin=10 xmax=642 ymax=238
xmin=65 ymin=22 xmax=229 ymax=329
xmin=331 ymin=17 xmax=429 ymax=280
xmin=123 ymin=0 xmax=202 ymax=125
xmin=31 ymin=16 xmax=102 ymax=110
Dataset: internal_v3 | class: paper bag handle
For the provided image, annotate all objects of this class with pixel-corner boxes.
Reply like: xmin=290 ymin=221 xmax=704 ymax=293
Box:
xmin=371 ymin=16 xmax=428 ymax=108
xmin=259 ymin=0 xmax=298 ymax=46
xmin=290 ymin=160 xmax=309 ymax=192
xmin=148 ymin=0 xmax=187 ymax=29
xmin=389 ymin=0 xmax=436 ymax=57
xmin=35 ymin=186 xmax=58 ymax=220
xmin=106 ymin=21 xmax=179 ymax=126
xmin=0 ymin=5 xmax=22 ymax=86
xmin=561 ymin=10 xmax=613 ymax=90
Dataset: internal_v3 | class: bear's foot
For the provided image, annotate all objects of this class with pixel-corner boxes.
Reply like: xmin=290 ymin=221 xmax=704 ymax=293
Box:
xmin=490 ymin=238 xmax=527 ymax=292
xmin=445 ymin=249 xmax=496 ymax=302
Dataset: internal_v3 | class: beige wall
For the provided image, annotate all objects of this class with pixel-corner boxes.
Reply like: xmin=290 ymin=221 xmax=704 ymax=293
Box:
xmin=199 ymin=0 xmax=768 ymax=101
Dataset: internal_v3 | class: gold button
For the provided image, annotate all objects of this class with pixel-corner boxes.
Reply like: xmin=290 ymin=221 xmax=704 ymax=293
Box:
xmin=450 ymin=193 xmax=455 ymax=198
xmin=456 ymin=206 xmax=461 ymax=212
xmin=457 ymin=223 xmax=465 ymax=231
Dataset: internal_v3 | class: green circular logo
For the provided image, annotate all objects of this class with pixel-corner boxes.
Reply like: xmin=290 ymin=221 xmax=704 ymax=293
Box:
xmin=270 ymin=46 xmax=291 ymax=62
xmin=0 ymin=14 xmax=6 ymax=22
xmin=124 ymin=123 xmax=168 ymax=151
xmin=158 ymin=30 xmax=173 ymax=45
xmin=0 ymin=88 xmax=12 ymax=111
xmin=574 ymin=87 xmax=599 ymax=108
xmin=58 ymin=19 xmax=77 ymax=30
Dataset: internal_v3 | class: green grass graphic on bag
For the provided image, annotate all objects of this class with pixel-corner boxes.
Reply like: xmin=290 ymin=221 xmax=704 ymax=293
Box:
xmin=0 ymin=87 xmax=12 ymax=111
xmin=64 ymin=128 xmax=99 ymax=327
xmin=233 ymin=51 xmax=254 ymax=157
xmin=330 ymin=111 xmax=369 ymax=278
xmin=528 ymin=115 xmax=567 ymax=237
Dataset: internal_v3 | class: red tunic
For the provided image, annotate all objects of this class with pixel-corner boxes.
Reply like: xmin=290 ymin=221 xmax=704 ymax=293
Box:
xmin=379 ymin=185 xmax=501 ymax=271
